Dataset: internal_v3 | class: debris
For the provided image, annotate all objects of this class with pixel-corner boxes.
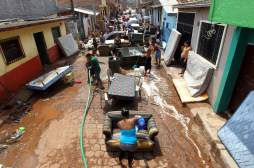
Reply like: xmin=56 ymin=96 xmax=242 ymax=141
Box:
xmin=8 ymin=100 xmax=32 ymax=123
xmin=0 ymin=144 xmax=8 ymax=153
xmin=75 ymin=80 xmax=82 ymax=84
xmin=6 ymin=127 xmax=25 ymax=144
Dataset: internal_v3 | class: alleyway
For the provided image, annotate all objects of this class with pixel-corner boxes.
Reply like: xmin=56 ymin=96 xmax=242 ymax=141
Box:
xmin=0 ymin=54 xmax=222 ymax=168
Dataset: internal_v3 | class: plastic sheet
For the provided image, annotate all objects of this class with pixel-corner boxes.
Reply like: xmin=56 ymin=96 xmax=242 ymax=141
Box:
xmin=183 ymin=51 xmax=214 ymax=97
xmin=57 ymin=34 xmax=80 ymax=57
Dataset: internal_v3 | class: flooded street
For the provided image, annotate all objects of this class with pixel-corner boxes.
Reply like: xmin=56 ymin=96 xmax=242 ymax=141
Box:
xmin=0 ymin=55 xmax=221 ymax=168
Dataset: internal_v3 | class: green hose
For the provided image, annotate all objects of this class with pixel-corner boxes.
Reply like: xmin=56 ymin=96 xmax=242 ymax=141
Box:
xmin=80 ymin=70 xmax=93 ymax=168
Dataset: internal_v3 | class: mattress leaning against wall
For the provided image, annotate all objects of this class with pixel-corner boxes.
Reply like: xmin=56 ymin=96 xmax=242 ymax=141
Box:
xmin=183 ymin=51 xmax=214 ymax=97
xmin=57 ymin=33 xmax=80 ymax=57
xmin=218 ymin=91 xmax=254 ymax=168
xmin=164 ymin=29 xmax=181 ymax=66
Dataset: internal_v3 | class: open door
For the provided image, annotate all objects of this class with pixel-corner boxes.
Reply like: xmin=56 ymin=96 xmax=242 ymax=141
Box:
xmin=33 ymin=32 xmax=50 ymax=65
xmin=229 ymin=44 xmax=254 ymax=113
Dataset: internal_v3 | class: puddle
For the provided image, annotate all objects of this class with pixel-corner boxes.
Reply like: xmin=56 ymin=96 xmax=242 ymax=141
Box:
xmin=142 ymin=72 xmax=208 ymax=167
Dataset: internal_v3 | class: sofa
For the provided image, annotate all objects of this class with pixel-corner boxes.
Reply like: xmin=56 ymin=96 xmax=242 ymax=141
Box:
xmin=103 ymin=111 xmax=159 ymax=151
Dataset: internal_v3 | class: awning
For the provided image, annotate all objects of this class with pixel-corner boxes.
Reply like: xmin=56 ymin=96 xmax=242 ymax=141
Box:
xmin=74 ymin=8 xmax=99 ymax=16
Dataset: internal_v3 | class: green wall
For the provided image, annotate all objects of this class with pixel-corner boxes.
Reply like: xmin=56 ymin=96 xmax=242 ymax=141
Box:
xmin=209 ymin=0 xmax=254 ymax=28
xmin=213 ymin=28 xmax=254 ymax=113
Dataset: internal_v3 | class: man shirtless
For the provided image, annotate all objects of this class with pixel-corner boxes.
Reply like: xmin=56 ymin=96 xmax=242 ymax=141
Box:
xmin=180 ymin=41 xmax=191 ymax=75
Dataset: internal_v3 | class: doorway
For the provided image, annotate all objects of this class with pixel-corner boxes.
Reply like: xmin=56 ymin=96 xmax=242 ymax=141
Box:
xmin=33 ymin=32 xmax=50 ymax=65
xmin=229 ymin=44 xmax=254 ymax=112
xmin=175 ymin=12 xmax=195 ymax=64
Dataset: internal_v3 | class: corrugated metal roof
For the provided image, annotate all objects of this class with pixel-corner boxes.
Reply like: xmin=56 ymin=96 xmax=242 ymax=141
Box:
xmin=173 ymin=0 xmax=210 ymax=8
xmin=0 ymin=16 xmax=69 ymax=32
xmin=74 ymin=8 xmax=99 ymax=16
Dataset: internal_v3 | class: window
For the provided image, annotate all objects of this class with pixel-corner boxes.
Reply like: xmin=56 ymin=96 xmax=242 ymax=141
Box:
xmin=51 ymin=27 xmax=61 ymax=43
xmin=0 ymin=37 xmax=25 ymax=65
xmin=197 ymin=21 xmax=226 ymax=66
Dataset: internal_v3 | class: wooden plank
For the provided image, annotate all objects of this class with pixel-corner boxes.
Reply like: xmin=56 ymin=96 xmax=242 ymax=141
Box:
xmin=172 ymin=78 xmax=208 ymax=103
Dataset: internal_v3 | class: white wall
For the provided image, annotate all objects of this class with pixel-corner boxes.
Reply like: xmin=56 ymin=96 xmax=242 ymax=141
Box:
xmin=207 ymin=26 xmax=235 ymax=105
xmin=179 ymin=8 xmax=236 ymax=106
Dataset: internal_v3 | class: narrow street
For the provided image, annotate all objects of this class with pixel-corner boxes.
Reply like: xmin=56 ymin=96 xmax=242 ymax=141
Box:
xmin=0 ymin=55 xmax=221 ymax=168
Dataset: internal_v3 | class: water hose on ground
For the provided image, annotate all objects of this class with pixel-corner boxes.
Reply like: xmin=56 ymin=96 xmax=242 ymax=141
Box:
xmin=80 ymin=70 xmax=93 ymax=168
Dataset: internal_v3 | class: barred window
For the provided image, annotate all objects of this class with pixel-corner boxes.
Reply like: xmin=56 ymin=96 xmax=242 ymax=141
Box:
xmin=197 ymin=21 xmax=226 ymax=65
xmin=0 ymin=37 xmax=25 ymax=65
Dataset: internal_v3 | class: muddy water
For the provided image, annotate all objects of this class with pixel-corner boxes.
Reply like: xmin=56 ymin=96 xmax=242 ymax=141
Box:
xmin=141 ymin=68 xmax=214 ymax=168
xmin=0 ymin=56 xmax=87 ymax=168
xmin=0 ymin=55 xmax=219 ymax=168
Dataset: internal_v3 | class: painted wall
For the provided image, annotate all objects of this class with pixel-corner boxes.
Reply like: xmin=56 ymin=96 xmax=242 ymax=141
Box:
xmin=208 ymin=25 xmax=235 ymax=106
xmin=179 ymin=7 xmax=236 ymax=107
xmin=209 ymin=0 xmax=254 ymax=28
xmin=213 ymin=28 xmax=254 ymax=113
xmin=161 ymin=10 xmax=177 ymax=42
xmin=0 ymin=20 xmax=66 ymax=99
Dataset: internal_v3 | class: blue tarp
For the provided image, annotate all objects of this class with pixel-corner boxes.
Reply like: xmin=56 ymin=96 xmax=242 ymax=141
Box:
xmin=218 ymin=91 xmax=254 ymax=168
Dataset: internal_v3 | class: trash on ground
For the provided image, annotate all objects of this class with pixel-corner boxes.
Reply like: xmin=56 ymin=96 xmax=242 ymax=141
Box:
xmin=6 ymin=127 xmax=26 ymax=144
xmin=0 ymin=144 xmax=8 ymax=153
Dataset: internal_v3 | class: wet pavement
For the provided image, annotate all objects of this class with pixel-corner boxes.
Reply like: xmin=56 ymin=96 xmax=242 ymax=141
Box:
xmin=0 ymin=54 xmax=222 ymax=168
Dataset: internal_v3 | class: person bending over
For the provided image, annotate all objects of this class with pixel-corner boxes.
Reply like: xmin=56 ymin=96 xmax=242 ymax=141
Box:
xmin=85 ymin=53 xmax=104 ymax=89
xmin=117 ymin=109 xmax=141 ymax=167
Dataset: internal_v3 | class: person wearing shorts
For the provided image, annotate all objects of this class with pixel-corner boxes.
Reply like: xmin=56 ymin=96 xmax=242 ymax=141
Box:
xmin=155 ymin=43 xmax=161 ymax=67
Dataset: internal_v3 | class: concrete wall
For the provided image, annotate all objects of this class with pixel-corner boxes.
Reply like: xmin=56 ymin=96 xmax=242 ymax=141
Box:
xmin=179 ymin=8 xmax=209 ymax=50
xmin=0 ymin=0 xmax=58 ymax=20
xmin=208 ymin=25 xmax=236 ymax=106
xmin=162 ymin=10 xmax=177 ymax=42
xmin=179 ymin=7 xmax=236 ymax=106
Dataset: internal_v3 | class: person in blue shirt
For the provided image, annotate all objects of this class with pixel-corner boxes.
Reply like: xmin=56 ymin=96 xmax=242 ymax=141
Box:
xmin=155 ymin=43 xmax=161 ymax=67
xmin=117 ymin=109 xmax=141 ymax=167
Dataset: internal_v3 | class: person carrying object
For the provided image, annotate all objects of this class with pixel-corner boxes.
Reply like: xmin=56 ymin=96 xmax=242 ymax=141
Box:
xmin=117 ymin=109 xmax=141 ymax=167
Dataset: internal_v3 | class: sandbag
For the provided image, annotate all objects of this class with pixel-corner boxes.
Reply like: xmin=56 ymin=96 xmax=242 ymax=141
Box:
xmin=57 ymin=33 xmax=80 ymax=57
xmin=183 ymin=51 xmax=214 ymax=97
xmin=164 ymin=29 xmax=181 ymax=65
